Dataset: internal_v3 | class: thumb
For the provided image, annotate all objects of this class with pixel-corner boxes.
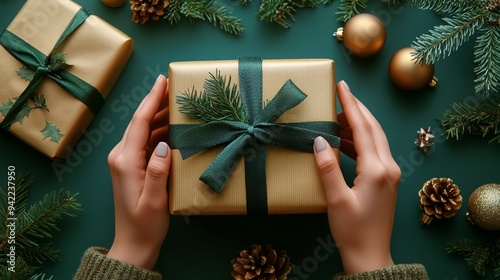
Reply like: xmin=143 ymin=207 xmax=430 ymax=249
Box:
xmin=313 ymin=136 xmax=350 ymax=207
xmin=143 ymin=142 xmax=171 ymax=202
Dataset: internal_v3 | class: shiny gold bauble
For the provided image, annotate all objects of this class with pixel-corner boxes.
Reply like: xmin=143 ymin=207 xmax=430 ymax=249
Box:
xmin=388 ymin=47 xmax=438 ymax=91
xmin=334 ymin=13 xmax=386 ymax=57
xmin=467 ymin=183 xmax=500 ymax=231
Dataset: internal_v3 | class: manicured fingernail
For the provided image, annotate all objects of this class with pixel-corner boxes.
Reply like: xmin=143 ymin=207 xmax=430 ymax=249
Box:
xmin=314 ymin=136 xmax=328 ymax=153
xmin=155 ymin=142 xmax=169 ymax=158
xmin=340 ymin=80 xmax=350 ymax=92
xmin=155 ymin=74 xmax=165 ymax=85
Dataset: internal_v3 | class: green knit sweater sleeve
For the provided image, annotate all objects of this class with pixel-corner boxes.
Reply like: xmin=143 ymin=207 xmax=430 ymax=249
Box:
xmin=73 ymin=247 xmax=162 ymax=280
xmin=333 ymin=264 xmax=428 ymax=280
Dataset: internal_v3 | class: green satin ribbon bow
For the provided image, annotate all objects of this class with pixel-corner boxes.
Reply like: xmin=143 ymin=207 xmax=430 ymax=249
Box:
xmin=169 ymin=57 xmax=340 ymax=215
xmin=0 ymin=8 xmax=104 ymax=131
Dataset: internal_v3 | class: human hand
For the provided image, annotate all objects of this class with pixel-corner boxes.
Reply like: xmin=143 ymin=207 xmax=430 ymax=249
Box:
xmin=313 ymin=81 xmax=400 ymax=274
xmin=106 ymin=75 xmax=171 ymax=270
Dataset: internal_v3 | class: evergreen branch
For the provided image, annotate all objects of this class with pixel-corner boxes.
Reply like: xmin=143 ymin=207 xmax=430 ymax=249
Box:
xmin=381 ymin=0 xmax=401 ymax=5
xmin=440 ymin=97 xmax=500 ymax=142
xmin=177 ymin=70 xmax=247 ymax=122
xmin=336 ymin=0 xmax=368 ymax=22
xmin=474 ymin=25 xmax=500 ymax=95
xmin=406 ymin=0 xmax=485 ymax=14
xmin=180 ymin=0 xmax=245 ymax=35
xmin=165 ymin=0 xmax=183 ymax=24
xmin=19 ymin=243 xmax=60 ymax=265
xmin=412 ymin=10 xmax=489 ymax=64
xmin=30 ymin=274 xmax=53 ymax=280
xmin=446 ymin=238 xmax=494 ymax=276
xmin=0 ymin=257 xmax=37 ymax=280
xmin=258 ymin=0 xmax=297 ymax=28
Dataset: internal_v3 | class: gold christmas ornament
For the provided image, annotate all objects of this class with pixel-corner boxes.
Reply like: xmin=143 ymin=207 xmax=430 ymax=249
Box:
xmin=467 ymin=183 xmax=500 ymax=231
xmin=130 ymin=0 xmax=170 ymax=24
xmin=333 ymin=13 xmax=386 ymax=57
xmin=231 ymin=244 xmax=293 ymax=280
xmin=388 ymin=47 xmax=438 ymax=91
xmin=102 ymin=0 xmax=126 ymax=7
xmin=419 ymin=177 xmax=463 ymax=225
xmin=415 ymin=127 xmax=435 ymax=153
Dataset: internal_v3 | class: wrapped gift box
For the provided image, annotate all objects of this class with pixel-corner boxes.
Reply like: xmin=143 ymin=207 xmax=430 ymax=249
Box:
xmin=0 ymin=0 xmax=134 ymax=159
xmin=168 ymin=58 xmax=340 ymax=215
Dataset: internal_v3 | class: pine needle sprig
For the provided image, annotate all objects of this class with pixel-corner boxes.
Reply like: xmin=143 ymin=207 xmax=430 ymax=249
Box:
xmin=407 ymin=0 xmax=484 ymax=14
xmin=336 ymin=0 xmax=368 ymax=22
xmin=474 ymin=25 xmax=500 ymax=95
xmin=257 ymin=0 xmax=298 ymax=28
xmin=440 ymin=96 xmax=500 ymax=143
xmin=177 ymin=70 xmax=247 ymax=123
xmin=411 ymin=10 xmax=489 ymax=64
xmin=165 ymin=0 xmax=183 ymax=24
xmin=0 ymin=174 xmax=82 ymax=278
xmin=446 ymin=237 xmax=500 ymax=278
xmin=180 ymin=0 xmax=245 ymax=35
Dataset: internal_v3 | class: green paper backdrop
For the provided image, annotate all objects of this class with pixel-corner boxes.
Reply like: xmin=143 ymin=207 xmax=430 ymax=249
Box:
xmin=1 ymin=0 xmax=499 ymax=279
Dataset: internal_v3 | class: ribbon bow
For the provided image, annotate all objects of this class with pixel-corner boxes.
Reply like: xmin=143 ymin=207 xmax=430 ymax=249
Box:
xmin=170 ymin=57 xmax=340 ymax=214
xmin=0 ymin=8 xmax=104 ymax=131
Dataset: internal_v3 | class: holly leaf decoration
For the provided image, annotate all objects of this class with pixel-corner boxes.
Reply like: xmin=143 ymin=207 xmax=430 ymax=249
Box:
xmin=40 ymin=121 xmax=63 ymax=143
xmin=31 ymin=93 xmax=49 ymax=111
xmin=48 ymin=52 xmax=71 ymax=72
xmin=16 ymin=67 xmax=36 ymax=81
xmin=0 ymin=99 xmax=33 ymax=124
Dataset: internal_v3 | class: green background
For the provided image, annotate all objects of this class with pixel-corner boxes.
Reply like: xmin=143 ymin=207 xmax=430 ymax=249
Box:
xmin=1 ymin=0 xmax=499 ymax=279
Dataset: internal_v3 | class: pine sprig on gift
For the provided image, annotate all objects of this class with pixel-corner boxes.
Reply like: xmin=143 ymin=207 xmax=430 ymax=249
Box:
xmin=177 ymin=70 xmax=247 ymax=123
xmin=446 ymin=237 xmax=500 ymax=278
xmin=0 ymin=173 xmax=82 ymax=279
xmin=440 ymin=96 xmax=500 ymax=143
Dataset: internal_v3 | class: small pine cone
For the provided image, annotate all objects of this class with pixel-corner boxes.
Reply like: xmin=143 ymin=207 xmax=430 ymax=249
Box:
xmin=419 ymin=177 xmax=463 ymax=225
xmin=130 ymin=0 xmax=170 ymax=24
xmin=231 ymin=244 xmax=293 ymax=280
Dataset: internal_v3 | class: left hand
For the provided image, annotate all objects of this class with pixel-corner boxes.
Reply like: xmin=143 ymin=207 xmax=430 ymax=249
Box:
xmin=106 ymin=75 xmax=171 ymax=270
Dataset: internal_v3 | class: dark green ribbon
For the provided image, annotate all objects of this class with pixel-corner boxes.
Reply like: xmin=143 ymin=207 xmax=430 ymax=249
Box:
xmin=0 ymin=8 xmax=104 ymax=131
xmin=169 ymin=57 xmax=340 ymax=215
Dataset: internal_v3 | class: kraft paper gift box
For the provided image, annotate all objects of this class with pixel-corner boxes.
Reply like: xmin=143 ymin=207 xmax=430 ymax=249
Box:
xmin=168 ymin=58 xmax=340 ymax=215
xmin=0 ymin=0 xmax=134 ymax=160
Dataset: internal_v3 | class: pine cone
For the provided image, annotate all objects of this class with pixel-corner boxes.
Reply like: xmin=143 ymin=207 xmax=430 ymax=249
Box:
xmin=419 ymin=177 xmax=463 ymax=225
xmin=130 ymin=0 xmax=169 ymax=24
xmin=231 ymin=244 xmax=293 ymax=280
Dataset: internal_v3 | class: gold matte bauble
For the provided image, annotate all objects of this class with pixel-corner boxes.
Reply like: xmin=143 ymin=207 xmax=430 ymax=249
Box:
xmin=388 ymin=47 xmax=438 ymax=91
xmin=467 ymin=183 xmax=500 ymax=231
xmin=334 ymin=13 xmax=386 ymax=57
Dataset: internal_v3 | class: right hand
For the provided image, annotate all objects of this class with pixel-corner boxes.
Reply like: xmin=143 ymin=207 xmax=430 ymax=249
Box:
xmin=313 ymin=81 xmax=401 ymax=275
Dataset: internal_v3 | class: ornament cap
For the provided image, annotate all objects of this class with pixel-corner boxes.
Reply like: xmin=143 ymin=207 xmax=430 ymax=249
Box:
xmin=428 ymin=75 xmax=439 ymax=88
xmin=333 ymin=27 xmax=344 ymax=41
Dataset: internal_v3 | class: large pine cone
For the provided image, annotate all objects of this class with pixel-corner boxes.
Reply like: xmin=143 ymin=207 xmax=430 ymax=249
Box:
xmin=130 ymin=0 xmax=169 ymax=24
xmin=419 ymin=177 xmax=463 ymax=225
xmin=231 ymin=244 xmax=293 ymax=280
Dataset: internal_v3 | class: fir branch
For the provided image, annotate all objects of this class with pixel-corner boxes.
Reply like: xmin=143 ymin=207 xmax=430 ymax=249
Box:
xmin=165 ymin=0 xmax=182 ymax=24
xmin=177 ymin=70 xmax=247 ymax=123
xmin=474 ymin=25 xmax=500 ymax=95
xmin=258 ymin=0 xmax=298 ymax=28
xmin=412 ymin=10 xmax=489 ymax=64
xmin=407 ymin=0 xmax=485 ymax=14
xmin=336 ymin=0 xmax=368 ymax=22
xmin=446 ymin=237 xmax=500 ymax=277
xmin=180 ymin=0 xmax=245 ymax=35
xmin=440 ymin=97 xmax=500 ymax=142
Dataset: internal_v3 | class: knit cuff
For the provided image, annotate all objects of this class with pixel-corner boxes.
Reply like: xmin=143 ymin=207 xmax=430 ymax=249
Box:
xmin=73 ymin=247 xmax=162 ymax=280
xmin=333 ymin=264 xmax=429 ymax=280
